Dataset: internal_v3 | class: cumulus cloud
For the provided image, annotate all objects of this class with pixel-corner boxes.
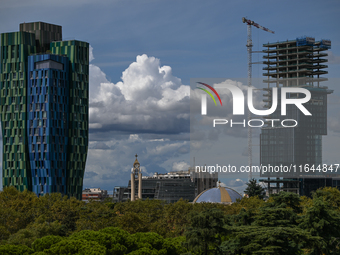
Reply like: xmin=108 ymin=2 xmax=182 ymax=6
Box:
xmin=89 ymin=54 xmax=190 ymax=139
xmin=84 ymin=49 xmax=261 ymax=191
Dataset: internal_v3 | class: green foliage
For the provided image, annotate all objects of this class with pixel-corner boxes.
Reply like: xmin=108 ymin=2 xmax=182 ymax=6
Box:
xmin=185 ymin=208 xmax=226 ymax=255
xmin=0 ymin=187 xmax=39 ymax=235
xmin=99 ymin=227 xmax=135 ymax=251
xmin=126 ymin=247 xmax=159 ymax=255
xmin=162 ymin=236 xmax=188 ymax=255
xmin=1 ymin=186 xmax=340 ymax=254
xmin=113 ymin=199 xmax=166 ymax=234
xmin=312 ymin=186 xmax=340 ymax=209
xmin=69 ymin=230 xmax=127 ymax=255
xmin=76 ymin=201 xmax=117 ymax=231
xmin=269 ymin=191 xmax=302 ymax=214
xmin=31 ymin=235 xmax=63 ymax=252
xmin=6 ymin=220 xmax=67 ymax=247
xmin=299 ymin=196 xmax=340 ymax=254
xmin=0 ymin=244 xmax=33 ymax=255
xmin=244 ymin=178 xmax=265 ymax=199
xmin=160 ymin=199 xmax=193 ymax=237
xmin=220 ymin=226 xmax=319 ymax=255
xmin=130 ymin=232 xmax=164 ymax=250
xmin=45 ymin=239 xmax=106 ymax=255
xmin=6 ymin=228 xmax=38 ymax=247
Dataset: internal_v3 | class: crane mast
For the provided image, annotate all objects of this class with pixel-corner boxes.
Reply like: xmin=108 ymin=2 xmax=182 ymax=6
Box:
xmin=242 ymin=17 xmax=274 ymax=180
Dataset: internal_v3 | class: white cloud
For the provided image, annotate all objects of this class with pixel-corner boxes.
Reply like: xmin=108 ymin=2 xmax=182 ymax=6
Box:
xmin=89 ymin=53 xmax=190 ymax=138
xmin=227 ymin=178 xmax=245 ymax=187
xmin=84 ymin=136 xmax=189 ymax=189
xmin=172 ymin=161 xmax=190 ymax=171
xmin=89 ymin=45 xmax=94 ymax=62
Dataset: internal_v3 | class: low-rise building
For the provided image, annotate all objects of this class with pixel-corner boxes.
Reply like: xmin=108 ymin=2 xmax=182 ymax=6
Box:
xmin=113 ymin=168 xmax=218 ymax=203
xmin=82 ymin=188 xmax=108 ymax=202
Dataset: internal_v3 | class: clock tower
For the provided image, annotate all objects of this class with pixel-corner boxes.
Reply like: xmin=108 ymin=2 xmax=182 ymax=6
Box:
xmin=131 ymin=154 xmax=142 ymax=201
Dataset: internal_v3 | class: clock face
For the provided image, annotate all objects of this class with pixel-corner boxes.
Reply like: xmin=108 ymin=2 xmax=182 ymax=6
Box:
xmin=134 ymin=163 xmax=140 ymax=168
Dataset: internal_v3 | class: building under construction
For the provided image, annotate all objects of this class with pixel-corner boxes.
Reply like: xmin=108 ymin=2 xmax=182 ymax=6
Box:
xmin=259 ymin=37 xmax=334 ymax=196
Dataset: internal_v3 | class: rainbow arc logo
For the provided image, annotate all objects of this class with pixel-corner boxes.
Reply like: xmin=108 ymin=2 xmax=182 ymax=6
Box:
xmin=196 ymin=82 xmax=222 ymax=106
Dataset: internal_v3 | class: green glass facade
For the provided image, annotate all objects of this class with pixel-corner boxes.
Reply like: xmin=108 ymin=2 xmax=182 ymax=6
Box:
xmin=51 ymin=41 xmax=89 ymax=199
xmin=1 ymin=22 xmax=89 ymax=200
xmin=0 ymin=31 xmax=36 ymax=191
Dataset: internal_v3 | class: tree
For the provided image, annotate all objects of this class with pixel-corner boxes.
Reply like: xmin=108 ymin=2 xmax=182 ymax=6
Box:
xmin=76 ymin=201 xmax=116 ymax=231
xmin=220 ymin=191 xmax=321 ymax=254
xmin=32 ymin=235 xmax=63 ymax=252
xmin=244 ymin=179 xmax=265 ymax=199
xmin=312 ymin=187 xmax=340 ymax=209
xmin=162 ymin=236 xmax=188 ymax=255
xmin=220 ymin=225 xmax=319 ymax=255
xmin=99 ymin=227 xmax=135 ymax=252
xmin=0 ymin=244 xmax=33 ymax=255
xmin=45 ymin=239 xmax=106 ymax=255
xmin=113 ymin=199 xmax=166 ymax=234
xmin=299 ymin=197 xmax=340 ymax=254
xmin=126 ymin=247 xmax=160 ymax=255
xmin=161 ymin=199 xmax=193 ymax=237
xmin=185 ymin=208 xmax=226 ymax=255
xmin=0 ymin=187 xmax=39 ymax=235
xmin=130 ymin=232 xmax=164 ymax=251
xmin=69 ymin=230 xmax=127 ymax=255
xmin=269 ymin=191 xmax=302 ymax=214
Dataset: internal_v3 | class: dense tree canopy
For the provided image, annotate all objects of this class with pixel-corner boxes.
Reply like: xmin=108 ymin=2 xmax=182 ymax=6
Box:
xmin=0 ymin=186 xmax=339 ymax=254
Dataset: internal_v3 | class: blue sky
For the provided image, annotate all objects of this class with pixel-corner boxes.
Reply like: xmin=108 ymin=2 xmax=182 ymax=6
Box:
xmin=0 ymin=0 xmax=339 ymax=194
